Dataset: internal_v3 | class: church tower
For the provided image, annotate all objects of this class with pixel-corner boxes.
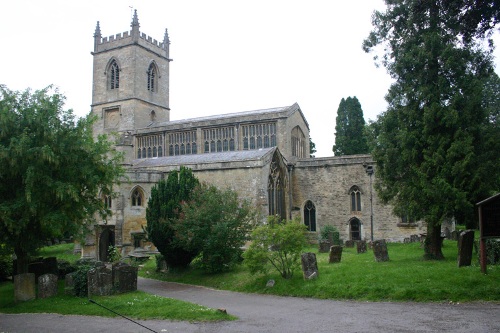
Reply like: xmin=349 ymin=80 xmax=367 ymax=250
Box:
xmin=91 ymin=10 xmax=171 ymax=161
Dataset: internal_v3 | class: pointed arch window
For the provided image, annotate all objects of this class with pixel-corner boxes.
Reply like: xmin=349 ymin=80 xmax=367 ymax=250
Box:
xmin=131 ymin=188 xmax=144 ymax=207
xmin=147 ymin=63 xmax=158 ymax=92
xmin=108 ymin=60 xmax=120 ymax=90
xmin=349 ymin=185 xmax=362 ymax=213
xmin=304 ymin=200 xmax=316 ymax=232
xmin=349 ymin=218 xmax=361 ymax=240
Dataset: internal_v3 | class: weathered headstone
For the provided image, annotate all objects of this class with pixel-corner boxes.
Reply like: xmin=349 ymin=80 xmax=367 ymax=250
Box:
xmin=344 ymin=240 xmax=355 ymax=248
xmin=457 ymin=230 xmax=475 ymax=267
xmin=38 ymin=274 xmax=58 ymax=298
xmin=65 ymin=272 xmax=75 ymax=295
xmin=329 ymin=245 xmax=343 ymax=263
xmin=451 ymin=230 xmax=459 ymax=241
xmin=372 ymin=239 xmax=390 ymax=262
xmin=357 ymin=240 xmax=367 ymax=254
xmin=113 ymin=262 xmax=138 ymax=293
xmin=318 ymin=240 xmax=332 ymax=253
xmin=87 ymin=266 xmax=113 ymax=297
xmin=14 ymin=273 xmax=35 ymax=302
xmin=266 ymin=279 xmax=275 ymax=288
xmin=410 ymin=234 xmax=420 ymax=243
xmin=301 ymin=252 xmax=319 ymax=280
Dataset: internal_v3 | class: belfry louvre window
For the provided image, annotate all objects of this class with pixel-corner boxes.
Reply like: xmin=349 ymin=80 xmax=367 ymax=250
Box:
xmin=203 ymin=127 xmax=235 ymax=153
xmin=137 ymin=134 xmax=164 ymax=159
xmin=242 ymin=122 xmax=276 ymax=150
xmin=109 ymin=60 xmax=120 ymax=89
xmin=167 ymin=130 xmax=197 ymax=156
xmin=349 ymin=185 xmax=362 ymax=212
xmin=147 ymin=63 xmax=158 ymax=92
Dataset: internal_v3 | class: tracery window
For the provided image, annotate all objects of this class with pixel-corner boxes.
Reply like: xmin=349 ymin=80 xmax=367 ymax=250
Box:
xmin=268 ymin=156 xmax=286 ymax=220
xmin=102 ymin=194 xmax=112 ymax=209
xmin=137 ymin=134 xmax=164 ymax=159
xmin=147 ymin=63 xmax=158 ymax=92
xmin=203 ymin=127 xmax=235 ymax=153
xmin=168 ymin=130 xmax=197 ymax=156
xmin=304 ymin=200 xmax=316 ymax=232
xmin=108 ymin=60 xmax=120 ymax=90
xmin=131 ymin=188 xmax=144 ymax=207
xmin=242 ymin=123 xmax=276 ymax=150
xmin=291 ymin=126 xmax=306 ymax=158
xmin=349 ymin=185 xmax=362 ymax=213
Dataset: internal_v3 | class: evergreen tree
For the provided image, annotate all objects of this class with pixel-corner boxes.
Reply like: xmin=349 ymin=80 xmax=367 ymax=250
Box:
xmin=146 ymin=166 xmax=199 ymax=268
xmin=332 ymin=96 xmax=369 ymax=156
xmin=0 ymin=86 xmax=124 ymax=273
xmin=363 ymin=1 xmax=497 ymax=259
xmin=309 ymin=136 xmax=317 ymax=158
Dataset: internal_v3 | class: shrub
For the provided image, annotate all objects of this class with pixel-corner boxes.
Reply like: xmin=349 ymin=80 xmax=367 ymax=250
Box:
xmin=318 ymin=225 xmax=340 ymax=245
xmin=243 ymin=216 xmax=307 ymax=279
xmin=73 ymin=264 xmax=93 ymax=297
xmin=0 ymin=244 xmax=13 ymax=281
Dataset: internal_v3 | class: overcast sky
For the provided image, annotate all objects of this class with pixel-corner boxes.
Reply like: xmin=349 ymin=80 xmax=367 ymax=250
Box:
xmin=2 ymin=1 xmax=499 ymax=157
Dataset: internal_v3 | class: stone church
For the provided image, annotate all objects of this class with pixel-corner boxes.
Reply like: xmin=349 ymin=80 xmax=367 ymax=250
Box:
xmin=84 ymin=11 xmax=424 ymax=260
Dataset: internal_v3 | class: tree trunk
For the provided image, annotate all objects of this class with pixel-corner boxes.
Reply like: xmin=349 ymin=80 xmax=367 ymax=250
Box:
xmin=424 ymin=223 xmax=444 ymax=260
xmin=14 ymin=246 xmax=30 ymax=275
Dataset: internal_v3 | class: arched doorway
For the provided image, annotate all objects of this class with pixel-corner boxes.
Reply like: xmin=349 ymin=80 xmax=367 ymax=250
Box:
xmin=98 ymin=227 xmax=115 ymax=262
xmin=349 ymin=218 xmax=361 ymax=241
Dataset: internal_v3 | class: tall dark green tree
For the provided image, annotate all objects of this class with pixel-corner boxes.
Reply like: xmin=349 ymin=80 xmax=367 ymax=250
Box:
xmin=363 ymin=1 xmax=497 ymax=259
xmin=333 ymin=96 xmax=369 ymax=156
xmin=309 ymin=136 xmax=317 ymax=158
xmin=0 ymin=86 xmax=124 ymax=273
xmin=146 ymin=166 xmax=199 ymax=268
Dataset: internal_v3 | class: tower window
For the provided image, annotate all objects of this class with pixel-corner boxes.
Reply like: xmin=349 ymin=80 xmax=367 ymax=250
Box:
xmin=109 ymin=60 xmax=120 ymax=90
xmin=147 ymin=63 xmax=158 ymax=92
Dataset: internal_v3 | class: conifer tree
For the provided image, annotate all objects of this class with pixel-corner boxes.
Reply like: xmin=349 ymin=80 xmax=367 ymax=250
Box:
xmin=332 ymin=96 xmax=369 ymax=156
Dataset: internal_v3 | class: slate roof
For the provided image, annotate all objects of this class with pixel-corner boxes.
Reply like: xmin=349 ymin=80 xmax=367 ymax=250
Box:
xmin=131 ymin=147 xmax=276 ymax=168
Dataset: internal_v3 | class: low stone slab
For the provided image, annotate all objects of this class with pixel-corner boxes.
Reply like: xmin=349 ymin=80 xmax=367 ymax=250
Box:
xmin=14 ymin=273 xmax=36 ymax=302
xmin=38 ymin=274 xmax=58 ymax=298
xmin=372 ymin=239 xmax=389 ymax=262
xmin=301 ymin=252 xmax=319 ymax=280
xmin=329 ymin=245 xmax=343 ymax=263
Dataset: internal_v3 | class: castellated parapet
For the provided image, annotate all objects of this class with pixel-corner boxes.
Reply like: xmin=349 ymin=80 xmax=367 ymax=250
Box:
xmin=95 ymin=31 xmax=170 ymax=59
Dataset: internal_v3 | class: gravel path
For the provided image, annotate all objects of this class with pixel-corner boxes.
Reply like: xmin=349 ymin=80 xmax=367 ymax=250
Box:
xmin=1 ymin=277 xmax=499 ymax=333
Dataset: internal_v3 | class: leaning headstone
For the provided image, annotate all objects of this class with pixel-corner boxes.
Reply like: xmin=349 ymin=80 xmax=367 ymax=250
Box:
xmin=14 ymin=273 xmax=36 ymax=302
xmin=318 ymin=240 xmax=332 ymax=253
xmin=329 ymin=245 xmax=343 ymax=263
xmin=38 ymin=274 xmax=58 ymax=298
xmin=65 ymin=272 xmax=75 ymax=295
xmin=457 ymin=230 xmax=475 ymax=267
xmin=344 ymin=240 xmax=355 ymax=248
xmin=372 ymin=239 xmax=390 ymax=262
xmin=357 ymin=240 xmax=367 ymax=254
xmin=301 ymin=252 xmax=319 ymax=280
xmin=87 ymin=266 xmax=113 ymax=297
xmin=113 ymin=262 xmax=138 ymax=293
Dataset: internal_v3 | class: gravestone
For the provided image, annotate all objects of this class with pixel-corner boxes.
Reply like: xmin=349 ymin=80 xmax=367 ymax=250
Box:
xmin=457 ymin=230 xmax=475 ymax=267
xmin=73 ymin=243 xmax=82 ymax=255
xmin=87 ymin=266 xmax=113 ymax=297
xmin=404 ymin=238 xmax=410 ymax=243
xmin=329 ymin=245 xmax=343 ymax=263
xmin=301 ymin=252 xmax=319 ymax=280
xmin=318 ymin=240 xmax=332 ymax=253
xmin=410 ymin=234 xmax=420 ymax=243
xmin=357 ymin=240 xmax=367 ymax=254
xmin=14 ymin=273 xmax=35 ymax=302
xmin=372 ymin=239 xmax=390 ymax=262
xmin=113 ymin=262 xmax=138 ymax=293
xmin=65 ymin=272 xmax=75 ymax=295
xmin=38 ymin=274 xmax=58 ymax=298
xmin=266 ymin=279 xmax=275 ymax=288
xmin=344 ymin=240 xmax=355 ymax=248
xmin=451 ymin=230 xmax=459 ymax=241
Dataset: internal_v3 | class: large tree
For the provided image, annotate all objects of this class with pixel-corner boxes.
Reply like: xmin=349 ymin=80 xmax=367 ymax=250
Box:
xmin=363 ymin=1 xmax=498 ymax=259
xmin=146 ymin=166 xmax=200 ymax=269
xmin=332 ymin=96 xmax=369 ymax=156
xmin=0 ymin=86 xmax=124 ymax=273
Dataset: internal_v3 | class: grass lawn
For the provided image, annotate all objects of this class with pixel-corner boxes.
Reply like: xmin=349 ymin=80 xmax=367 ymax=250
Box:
xmin=0 ymin=243 xmax=235 ymax=321
xmin=139 ymin=240 xmax=500 ymax=303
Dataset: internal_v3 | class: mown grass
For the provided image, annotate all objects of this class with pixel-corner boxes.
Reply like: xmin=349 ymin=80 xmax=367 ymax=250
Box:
xmin=0 ymin=243 xmax=235 ymax=321
xmin=140 ymin=240 xmax=500 ymax=303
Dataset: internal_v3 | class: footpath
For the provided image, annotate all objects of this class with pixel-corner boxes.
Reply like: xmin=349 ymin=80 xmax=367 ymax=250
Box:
xmin=1 ymin=277 xmax=499 ymax=332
